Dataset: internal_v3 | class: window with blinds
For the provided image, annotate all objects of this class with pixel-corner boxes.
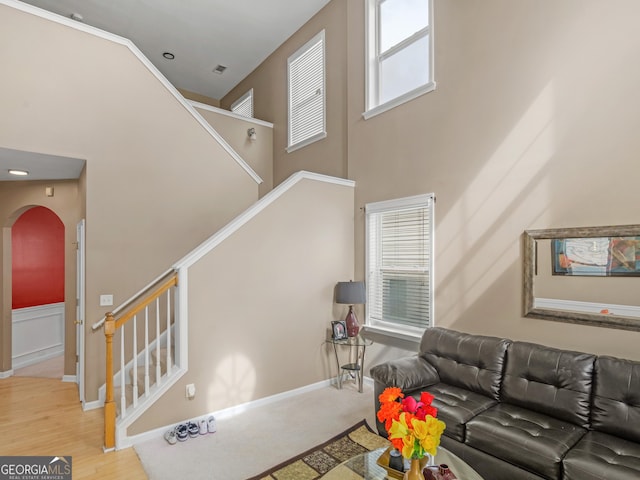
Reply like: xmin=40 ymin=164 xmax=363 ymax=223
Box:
xmin=365 ymin=193 xmax=434 ymax=335
xmin=287 ymin=30 xmax=326 ymax=153
xmin=230 ymin=89 xmax=253 ymax=118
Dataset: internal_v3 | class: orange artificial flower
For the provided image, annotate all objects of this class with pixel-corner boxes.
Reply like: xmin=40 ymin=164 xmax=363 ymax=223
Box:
xmin=378 ymin=387 xmax=404 ymax=405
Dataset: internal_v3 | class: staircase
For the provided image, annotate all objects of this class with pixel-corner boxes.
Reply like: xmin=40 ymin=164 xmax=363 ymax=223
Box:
xmin=96 ymin=272 xmax=182 ymax=450
xmin=95 ymin=171 xmax=355 ymax=451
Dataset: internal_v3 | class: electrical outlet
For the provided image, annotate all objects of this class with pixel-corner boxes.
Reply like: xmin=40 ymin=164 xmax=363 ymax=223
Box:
xmin=100 ymin=294 xmax=113 ymax=306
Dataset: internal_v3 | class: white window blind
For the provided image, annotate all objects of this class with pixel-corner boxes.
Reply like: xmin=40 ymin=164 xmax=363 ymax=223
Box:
xmin=366 ymin=194 xmax=434 ymax=334
xmin=231 ymin=89 xmax=253 ymax=118
xmin=287 ymin=30 xmax=326 ymax=152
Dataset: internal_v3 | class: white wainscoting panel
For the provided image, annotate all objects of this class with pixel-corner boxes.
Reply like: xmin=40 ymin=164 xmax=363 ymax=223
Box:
xmin=12 ymin=302 xmax=65 ymax=369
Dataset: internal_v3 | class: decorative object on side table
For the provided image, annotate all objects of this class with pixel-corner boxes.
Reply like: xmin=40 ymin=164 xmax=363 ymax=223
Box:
xmin=335 ymin=280 xmax=366 ymax=337
xmin=423 ymin=464 xmax=457 ymax=480
xmin=331 ymin=320 xmax=348 ymax=340
xmin=376 ymin=387 xmax=446 ymax=480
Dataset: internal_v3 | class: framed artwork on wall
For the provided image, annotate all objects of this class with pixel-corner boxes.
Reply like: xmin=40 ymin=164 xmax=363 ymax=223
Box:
xmin=552 ymin=236 xmax=640 ymax=276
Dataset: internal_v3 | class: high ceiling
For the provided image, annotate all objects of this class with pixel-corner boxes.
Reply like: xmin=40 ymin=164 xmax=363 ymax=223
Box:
xmin=19 ymin=0 xmax=331 ymax=100
xmin=3 ymin=0 xmax=331 ymax=181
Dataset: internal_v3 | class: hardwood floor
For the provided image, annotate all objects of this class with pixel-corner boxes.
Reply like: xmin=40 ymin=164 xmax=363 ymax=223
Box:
xmin=0 ymin=376 xmax=147 ymax=479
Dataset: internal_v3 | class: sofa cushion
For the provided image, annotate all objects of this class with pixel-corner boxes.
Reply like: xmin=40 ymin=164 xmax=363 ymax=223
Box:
xmin=466 ymin=403 xmax=586 ymax=480
xmin=501 ymin=342 xmax=595 ymax=428
xmin=420 ymin=327 xmax=510 ymax=401
xmin=591 ymin=356 xmax=640 ymax=443
xmin=563 ymin=431 xmax=640 ymax=480
xmin=418 ymin=382 xmax=497 ymax=442
xmin=370 ymin=355 xmax=440 ymax=392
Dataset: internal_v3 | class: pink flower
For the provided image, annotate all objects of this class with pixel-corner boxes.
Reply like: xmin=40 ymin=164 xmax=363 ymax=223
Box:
xmin=401 ymin=395 xmax=421 ymax=414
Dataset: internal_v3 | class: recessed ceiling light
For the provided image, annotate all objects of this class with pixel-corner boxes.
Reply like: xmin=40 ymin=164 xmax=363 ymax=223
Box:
xmin=213 ymin=65 xmax=227 ymax=74
xmin=163 ymin=52 xmax=175 ymax=60
xmin=9 ymin=169 xmax=29 ymax=176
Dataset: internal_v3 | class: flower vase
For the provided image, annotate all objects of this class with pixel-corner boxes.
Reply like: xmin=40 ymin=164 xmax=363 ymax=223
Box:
xmin=419 ymin=453 xmax=435 ymax=470
xmin=403 ymin=458 xmax=425 ymax=480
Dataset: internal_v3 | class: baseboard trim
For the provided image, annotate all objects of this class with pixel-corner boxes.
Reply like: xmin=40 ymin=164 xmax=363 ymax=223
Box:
xmin=62 ymin=375 xmax=76 ymax=383
xmin=0 ymin=370 xmax=14 ymax=379
xmin=83 ymin=399 xmax=103 ymax=411
xmin=124 ymin=378 xmax=336 ymax=449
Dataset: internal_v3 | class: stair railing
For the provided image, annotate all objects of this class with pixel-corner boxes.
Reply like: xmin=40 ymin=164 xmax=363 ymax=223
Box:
xmin=103 ymin=272 xmax=178 ymax=450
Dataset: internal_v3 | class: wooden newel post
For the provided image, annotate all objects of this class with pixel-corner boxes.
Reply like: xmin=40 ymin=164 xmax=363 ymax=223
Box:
xmin=104 ymin=312 xmax=116 ymax=450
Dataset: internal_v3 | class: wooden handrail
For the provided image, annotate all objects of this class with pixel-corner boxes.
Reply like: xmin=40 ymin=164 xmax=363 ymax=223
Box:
xmin=103 ymin=272 xmax=178 ymax=450
xmin=114 ymin=275 xmax=178 ymax=329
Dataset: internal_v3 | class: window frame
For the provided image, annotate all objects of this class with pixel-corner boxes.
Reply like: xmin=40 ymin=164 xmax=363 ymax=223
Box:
xmin=364 ymin=0 xmax=435 ymax=120
xmin=365 ymin=193 xmax=435 ymax=340
xmin=230 ymin=88 xmax=254 ymax=118
xmin=287 ymin=30 xmax=327 ymax=153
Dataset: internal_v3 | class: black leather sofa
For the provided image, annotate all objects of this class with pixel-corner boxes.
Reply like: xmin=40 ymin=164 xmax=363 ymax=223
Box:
xmin=370 ymin=327 xmax=640 ymax=480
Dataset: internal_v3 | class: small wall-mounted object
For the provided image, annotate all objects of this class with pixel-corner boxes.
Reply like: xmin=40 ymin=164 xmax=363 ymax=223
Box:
xmin=185 ymin=383 xmax=196 ymax=399
xmin=99 ymin=294 xmax=113 ymax=306
xmin=45 ymin=186 xmax=54 ymax=197
xmin=247 ymin=128 xmax=257 ymax=141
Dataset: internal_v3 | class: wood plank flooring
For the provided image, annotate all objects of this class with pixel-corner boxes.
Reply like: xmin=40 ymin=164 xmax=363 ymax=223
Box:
xmin=0 ymin=376 xmax=147 ymax=479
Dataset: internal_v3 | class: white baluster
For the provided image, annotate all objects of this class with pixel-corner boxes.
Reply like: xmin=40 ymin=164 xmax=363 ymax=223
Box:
xmin=120 ymin=327 xmax=126 ymax=418
xmin=156 ymin=298 xmax=161 ymax=384
xmin=145 ymin=306 xmax=150 ymax=397
xmin=132 ymin=315 xmax=138 ymax=407
xmin=166 ymin=290 xmax=172 ymax=370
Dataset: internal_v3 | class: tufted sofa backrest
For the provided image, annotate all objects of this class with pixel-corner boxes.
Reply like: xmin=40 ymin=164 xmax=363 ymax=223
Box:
xmin=501 ymin=342 xmax=595 ymax=428
xmin=420 ymin=327 xmax=510 ymax=401
xmin=591 ymin=356 xmax=640 ymax=443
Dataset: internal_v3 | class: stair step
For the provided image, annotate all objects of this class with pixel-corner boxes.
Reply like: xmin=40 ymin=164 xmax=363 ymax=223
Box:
xmin=152 ymin=347 xmax=174 ymax=370
xmin=129 ymin=365 xmax=163 ymax=395
xmin=113 ymin=384 xmax=133 ymax=417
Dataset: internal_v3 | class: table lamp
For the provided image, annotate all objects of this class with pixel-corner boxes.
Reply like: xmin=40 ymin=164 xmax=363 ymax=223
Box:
xmin=335 ymin=281 xmax=366 ymax=337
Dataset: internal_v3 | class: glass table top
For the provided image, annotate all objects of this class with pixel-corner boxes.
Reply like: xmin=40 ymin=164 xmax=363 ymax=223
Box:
xmin=321 ymin=447 xmax=484 ymax=480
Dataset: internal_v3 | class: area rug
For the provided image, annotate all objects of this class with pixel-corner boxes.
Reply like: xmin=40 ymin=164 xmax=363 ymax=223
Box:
xmin=246 ymin=419 xmax=389 ymax=480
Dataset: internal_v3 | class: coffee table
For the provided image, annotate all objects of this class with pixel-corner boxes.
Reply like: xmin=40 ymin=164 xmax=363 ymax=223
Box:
xmin=321 ymin=447 xmax=484 ymax=479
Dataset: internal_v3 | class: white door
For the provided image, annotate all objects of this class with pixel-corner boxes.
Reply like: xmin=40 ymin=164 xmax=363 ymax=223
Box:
xmin=76 ymin=220 xmax=85 ymax=403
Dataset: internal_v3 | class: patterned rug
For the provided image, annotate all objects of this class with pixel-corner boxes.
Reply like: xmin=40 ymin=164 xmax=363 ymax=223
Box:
xmin=246 ymin=419 xmax=390 ymax=480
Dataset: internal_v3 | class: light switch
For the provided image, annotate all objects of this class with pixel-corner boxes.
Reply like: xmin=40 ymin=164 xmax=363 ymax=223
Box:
xmin=100 ymin=294 xmax=114 ymax=306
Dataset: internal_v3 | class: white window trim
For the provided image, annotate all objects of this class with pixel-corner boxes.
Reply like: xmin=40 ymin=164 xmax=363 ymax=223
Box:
xmin=287 ymin=30 xmax=326 ymax=153
xmin=364 ymin=0 xmax=435 ymax=120
xmin=365 ymin=193 xmax=435 ymax=339
xmin=230 ymin=88 xmax=253 ymax=118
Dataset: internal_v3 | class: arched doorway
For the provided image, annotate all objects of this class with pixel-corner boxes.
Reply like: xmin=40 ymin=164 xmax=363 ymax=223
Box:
xmin=11 ymin=206 xmax=65 ymax=378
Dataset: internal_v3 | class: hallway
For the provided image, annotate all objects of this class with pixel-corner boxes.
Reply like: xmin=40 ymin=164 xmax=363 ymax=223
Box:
xmin=0 ymin=376 xmax=146 ymax=479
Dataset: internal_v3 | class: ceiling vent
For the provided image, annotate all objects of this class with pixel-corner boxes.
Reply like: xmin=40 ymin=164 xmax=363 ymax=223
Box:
xmin=213 ymin=65 xmax=227 ymax=75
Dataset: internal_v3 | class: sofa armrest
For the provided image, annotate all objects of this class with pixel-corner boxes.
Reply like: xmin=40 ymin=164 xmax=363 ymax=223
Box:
xmin=370 ymin=355 xmax=440 ymax=392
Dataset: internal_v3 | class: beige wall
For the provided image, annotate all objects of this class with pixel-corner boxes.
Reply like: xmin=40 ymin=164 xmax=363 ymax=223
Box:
xmin=0 ymin=4 xmax=260 ymax=399
xmin=0 ymin=180 xmax=81 ymax=374
xmin=130 ymin=177 xmax=355 ymax=434
xmin=178 ymin=89 xmax=220 ymax=108
xmin=195 ymin=106 xmax=274 ymax=197
xmin=221 ymin=0 xmax=348 ymax=186
xmin=347 ymin=0 xmax=640 ymax=361
xmin=224 ymin=0 xmax=640 ymax=362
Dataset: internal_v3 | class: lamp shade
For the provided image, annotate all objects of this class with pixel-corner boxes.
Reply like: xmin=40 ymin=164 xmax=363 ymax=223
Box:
xmin=335 ymin=281 xmax=366 ymax=305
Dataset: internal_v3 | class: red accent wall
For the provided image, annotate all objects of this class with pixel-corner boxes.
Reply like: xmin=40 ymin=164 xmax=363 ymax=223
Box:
xmin=12 ymin=206 xmax=65 ymax=309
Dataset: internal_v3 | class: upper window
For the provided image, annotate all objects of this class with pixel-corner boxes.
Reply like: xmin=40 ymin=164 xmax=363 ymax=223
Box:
xmin=230 ymin=89 xmax=253 ymax=118
xmin=365 ymin=194 xmax=434 ymax=338
xmin=365 ymin=0 xmax=434 ymax=119
xmin=287 ymin=30 xmax=326 ymax=153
